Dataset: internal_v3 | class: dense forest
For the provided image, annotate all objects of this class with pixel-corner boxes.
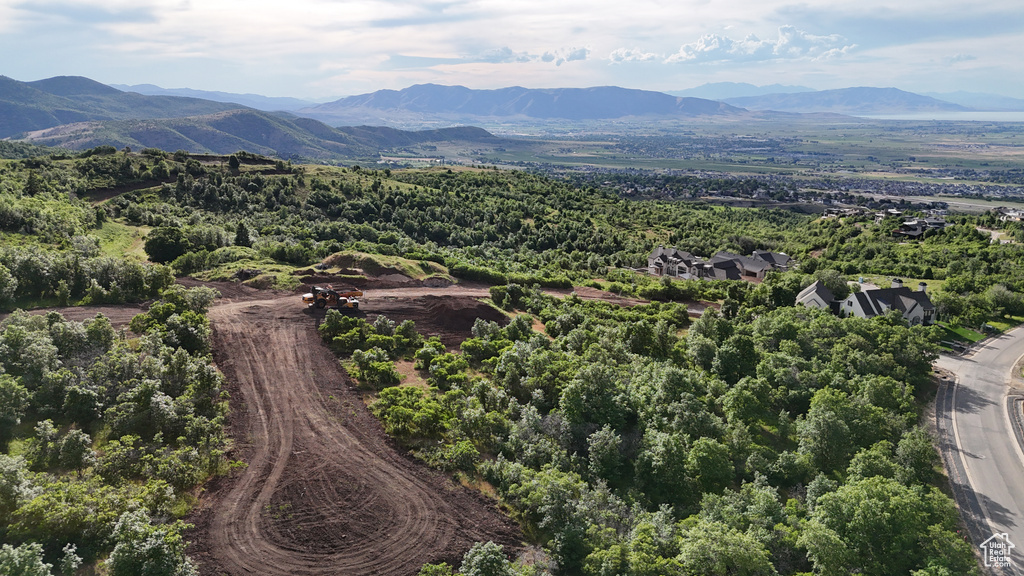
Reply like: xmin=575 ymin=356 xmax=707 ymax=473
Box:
xmin=3 ymin=144 xmax=1023 ymax=574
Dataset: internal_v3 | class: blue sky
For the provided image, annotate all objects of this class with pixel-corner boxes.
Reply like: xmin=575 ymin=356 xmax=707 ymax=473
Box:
xmin=1 ymin=0 xmax=1021 ymax=99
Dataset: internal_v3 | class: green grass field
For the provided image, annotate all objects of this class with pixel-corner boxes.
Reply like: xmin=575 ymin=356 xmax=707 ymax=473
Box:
xmin=95 ymin=221 xmax=151 ymax=259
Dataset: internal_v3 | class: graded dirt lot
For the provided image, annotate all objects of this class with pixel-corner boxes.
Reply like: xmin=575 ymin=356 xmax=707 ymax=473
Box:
xmin=187 ymin=292 xmax=521 ymax=575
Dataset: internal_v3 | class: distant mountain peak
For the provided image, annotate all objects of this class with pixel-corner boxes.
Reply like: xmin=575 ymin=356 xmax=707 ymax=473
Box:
xmin=669 ymin=82 xmax=816 ymax=100
xmin=722 ymin=86 xmax=970 ymax=114
xmin=28 ymin=76 xmax=123 ymax=97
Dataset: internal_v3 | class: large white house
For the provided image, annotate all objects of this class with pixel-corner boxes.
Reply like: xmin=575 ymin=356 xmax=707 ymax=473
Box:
xmin=799 ymin=278 xmax=935 ymax=325
xmin=647 ymin=246 xmax=702 ymax=279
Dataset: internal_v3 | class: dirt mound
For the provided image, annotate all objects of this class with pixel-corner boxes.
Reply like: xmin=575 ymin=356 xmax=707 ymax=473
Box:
xmin=0 ymin=303 xmax=148 ymax=328
xmin=426 ymin=297 xmax=507 ymax=333
xmin=322 ymin=252 xmax=405 ymax=276
xmin=300 ymin=274 xmax=369 ymax=287
xmin=176 ymin=277 xmax=270 ymax=301
xmin=423 ymin=276 xmax=453 ymax=288
xmin=187 ymin=294 xmax=520 ymax=575
xmin=364 ymin=295 xmax=506 ymax=347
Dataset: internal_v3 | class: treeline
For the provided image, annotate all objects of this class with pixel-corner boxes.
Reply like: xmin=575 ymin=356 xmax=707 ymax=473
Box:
xmin=0 ymin=286 xmax=227 ymax=575
xmin=0 ymin=248 xmax=174 ymax=311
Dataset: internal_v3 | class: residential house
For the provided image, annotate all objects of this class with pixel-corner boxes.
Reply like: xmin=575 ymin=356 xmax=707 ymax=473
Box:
xmin=705 ymin=251 xmax=773 ymax=280
xmin=875 ymin=208 xmax=904 ymax=223
xmin=894 ymin=217 xmax=947 ymax=239
xmin=648 ymin=246 xmax=702 ymax=278
xmin=752 ymin=250 xmax=794 ymax=271
xmin=999 ymin=209 xmax=1024 ymax=222
xmin=840 ymin=279 xmax=936 ymax=325
xmin=796 ymin=280 xmax=836 ymax=312
xmin=647 ymin=247 xmax=795 ymax=282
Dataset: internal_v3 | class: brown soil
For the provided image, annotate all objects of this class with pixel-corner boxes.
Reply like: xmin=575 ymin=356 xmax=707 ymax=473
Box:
xmin=187 ymin=292 xmax=521 ymax=576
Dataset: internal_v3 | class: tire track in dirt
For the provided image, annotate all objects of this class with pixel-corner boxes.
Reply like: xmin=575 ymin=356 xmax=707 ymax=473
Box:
xmin=189 ymin=295 xmax=519 ymax=575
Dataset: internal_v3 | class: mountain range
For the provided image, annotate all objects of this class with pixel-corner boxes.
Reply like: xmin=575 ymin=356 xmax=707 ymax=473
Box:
xmin=721 ymin=87 xmax=971 ymax=114
xmin=3 ymin=74 xmax=1023 ymax=162
xmin=20 ymin=109 xmax=497 ymax=160
xmin=0 ymin=75 xmax=243 ymax=139
xmin=668 ymin=82 xmax=815 ymax=100
xmin=110 ymin=84 xmax=318 ymax=112
xmin=297 ymin=84 xmax=744 ymax=126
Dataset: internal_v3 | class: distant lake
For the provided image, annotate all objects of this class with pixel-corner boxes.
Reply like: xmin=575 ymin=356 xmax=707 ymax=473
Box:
xmin=858 ymin=112 xmax=1024 ymax=122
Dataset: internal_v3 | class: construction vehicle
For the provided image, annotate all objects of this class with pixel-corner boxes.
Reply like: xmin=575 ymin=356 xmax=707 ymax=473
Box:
xmin=302 ymin=285 xmax=362 ymax=310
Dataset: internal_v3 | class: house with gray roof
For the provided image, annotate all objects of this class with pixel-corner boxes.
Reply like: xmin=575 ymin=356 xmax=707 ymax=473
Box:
xmin=752 ymin=250 xmax=794 ymax=271
xmin=706 ymin=251 xmax=773 ymax=280
xmin=796 ymin=280 xmax=836 ymax=312
xmin=647 ymin=246 xmax=702 ymax=279
xmin=647 ymin=246 xmax=795 ymax=282
xmin=840 ymin=279 xmax=935 ymax=325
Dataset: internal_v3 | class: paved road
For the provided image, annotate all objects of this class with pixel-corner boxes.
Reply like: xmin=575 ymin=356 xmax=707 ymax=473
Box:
xmin=937 ymin=328 xmax=1024 ymax=575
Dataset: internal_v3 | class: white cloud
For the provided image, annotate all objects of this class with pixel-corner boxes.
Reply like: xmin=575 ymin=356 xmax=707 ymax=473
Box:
xmin=475 ymin=47 xmax=534 ymax=64
xmin=607 ymin=47 xmax=659 ymax=63
xmin=2 ymin=0 xmax=1021 ymax=98
xmin=541 ymin=46 xmax=590 ymax=66
xmin=666 ymin=26 xmax=855 ymax=63
xmin=950 ymin=53 xmax=977 ymax=63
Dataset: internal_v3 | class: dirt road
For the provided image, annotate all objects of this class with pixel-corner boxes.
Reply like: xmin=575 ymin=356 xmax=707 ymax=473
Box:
xmin=188 ymin=294 xmax=520 ymax=575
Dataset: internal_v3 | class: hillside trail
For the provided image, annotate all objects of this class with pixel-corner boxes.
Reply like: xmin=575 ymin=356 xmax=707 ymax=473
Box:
xmin=187 ymin=292 xmax=520 ymax=575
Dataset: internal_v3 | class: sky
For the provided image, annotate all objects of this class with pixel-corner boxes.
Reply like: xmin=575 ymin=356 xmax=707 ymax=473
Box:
xmin=1 ymin=0 xmax=1022 ymax=100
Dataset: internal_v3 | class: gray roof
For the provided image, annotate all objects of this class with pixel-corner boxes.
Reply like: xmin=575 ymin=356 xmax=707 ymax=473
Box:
xmin=650 ymin=246 xmax=697 ymax=265
xmin=710 ymin=251 xmax=772 ymax=274
xmin=702 ymin=263 xmax=743 ymax=281
xmin=853 ymin=286 xmax=934 ymax=317
xmin=797 ymin=280 xmax=834 ymax=304
xmin=752 ymin=250 xmax=793 ymax=268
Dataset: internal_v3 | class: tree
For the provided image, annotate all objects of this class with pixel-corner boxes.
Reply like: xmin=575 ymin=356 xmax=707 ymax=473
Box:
xmin=57 ymin=429 xmax=95 ymax=475
xmin=228 ymin=155 xmax=240 ymax=171
xmin=417 ymin=564 xmax=454 ymax=576
xmin=797 ymin=389 xmax=858 ymax=473
xmin=0 ymin=374 xmax=29 ymax=447
xmin=0 ymin=455 xmax=34 ymax=524
xmin=676 ymin=519 xmax=778 ymax=576
xmin=712 ymin=334 xmax=757 ymax=384
xmin=587 ymin=425 xmax=623 ymax=485
xmin=686 ymin=437 xmax=733 ymax=494
xmin=107 ymin=510 xmax=198 ymax=576
xmin=985 ymin=284 xmax=1024 ymax=317
xmin=233 ymin=222 xmax=251 ymax=248
xmin=800 ymin=476 xmax=976 ymax=576
xmin=0 ymin=263 xmax=17 ymax=307
xmin=144 ymin=228 xmax=191 ymax=264
xmin=0 ymin=543 xmax=52 ymax=576
xmin=896 ymin=427 xmax=940 ymax=484
xmin=846 ymin=441 xmax=897 ymax=481
xmin=812 ymin=269 xmax=851 ymax=301
xmin=460 ymin=541 xmax=513 ymax=576
xmin=60 ymin=544 xmax=82 ymax=575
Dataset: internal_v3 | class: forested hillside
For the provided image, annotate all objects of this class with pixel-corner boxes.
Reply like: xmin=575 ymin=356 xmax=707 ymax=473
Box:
xmin=4 ymin=144 xmax=1024 ymax=574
